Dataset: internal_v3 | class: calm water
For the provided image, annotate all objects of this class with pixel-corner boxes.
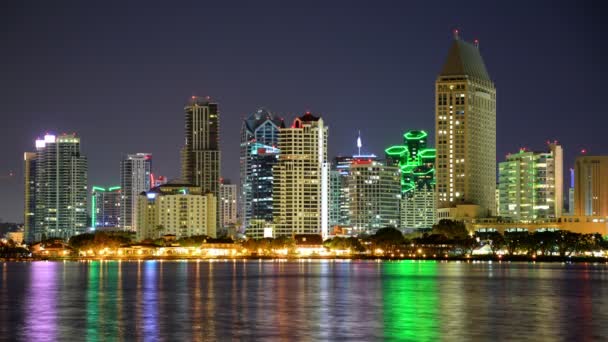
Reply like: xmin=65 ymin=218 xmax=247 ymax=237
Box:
xmin=0 ymin=260 xmax=607 ymax=341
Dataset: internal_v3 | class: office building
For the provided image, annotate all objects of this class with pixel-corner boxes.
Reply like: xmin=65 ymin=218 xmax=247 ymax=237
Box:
xmin=137 ymin=183 xmax=217 ymax=240
xmin=30 ymin=133 xmax=87 ymax=242
xmin=240 ymin=109 xmax=283 ymax=233
xmin=181 ymin=96 xmax=220 ymax=227
xmin=435 ymin=31 xmax=496 ymax=217
xmin=574 ymin=156 xmax=608 ymax=217
xmin=120 ymin=153 xmax=152 ymax=231
xmin=91 ymin=186 xmax=122 ymax=229
xmin=498 ymin=143 xmax=563 ymax=221
xmin=385 ymin=130 xmax=436 ymax=229
xmin=273 ymin=112 xmax=329 ymax=238
xmin=347 ymin=160 xmax=401 ymax=234
xmin=23 ymin=152 xmax=37 ymax=243
xmin=220 ymin=181 xmax=238 ymax=229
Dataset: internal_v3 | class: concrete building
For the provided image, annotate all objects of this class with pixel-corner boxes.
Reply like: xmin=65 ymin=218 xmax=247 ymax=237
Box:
xmin=181 ymin=96 xmax=221 ymax=228
xmin=30 ymin=133 xmax=87 ymax=242
xmin=435 ymin=31 xmax=496 ymax=217
xmin=347 ymin=160 xmax=401 ymax=234
xmin=23 ymin=152 xmax=37 ymax=243
xmin=91 ymin=186 xmax=122 ymax=229
xmin=239 ymin=108 xmax=284 ymax=232
xmin=401 ymin=186 xmax=436 ymax=229
xmin=273 ymin=112 xmax=329 ymax=238
xmin=498 ymin=143 xmax=563 ymax=221
xmin=220 ymin=182 xmax=238 ymax=229
xmin=574 ymin=156 xmax=608 ymax=217
xmin=120 ymin=153 xmax=152 ymax=231
xmin=329 ymin=169 xmax=342 ymax=228
xmin=136 ymin=183 xmax=216 ymax=241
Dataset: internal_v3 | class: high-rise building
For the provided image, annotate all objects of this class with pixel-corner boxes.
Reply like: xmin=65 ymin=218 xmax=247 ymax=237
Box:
xmin=497 ymin=143 xmax=563 ymax=221
xmin=574 ymin=156 xmax=608 ymax=217
xmin=385 ymin=130 xmax=436 ymax=229
xmin=568 ymin=168 xmax=575 ymax=214
xmin=347 ymin=160 xmax=401 ymax=234
xmin=435 ymin=31 xmax=496 ymax=217
xmin=181 ymin=96 xmax=220 ymax=227
xmin=239 ymin=108 xmax=283 ymax=232
xmin=273 ymin=112 xmax=329 ymax=238
xmin=137 ymin=183 xmax=216 ymax=240
xmin=120 ymin=153 xmax=152 ymax=231
xmin=220 ymin=181 xmax=238 ymax=229
xmin=23 ymin=152 xmax=37 ymax=243
xmin=329 ymin=169 xmax=342 ymax=228
xmin=30 ymin=133 xmax=87 ymax=242
xmin=91 ymin=186 xmax=122 ymax=229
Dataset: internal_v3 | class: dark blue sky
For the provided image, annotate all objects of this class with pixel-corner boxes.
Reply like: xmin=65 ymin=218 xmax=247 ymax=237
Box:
xmin=0 ymin=1 xmax=605 ymax=222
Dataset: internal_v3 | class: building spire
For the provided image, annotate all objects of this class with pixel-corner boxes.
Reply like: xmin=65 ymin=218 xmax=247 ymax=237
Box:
xmin=357 ymin=130 xmax=362 ymax=156
xmin=453 ymin=28 xmax=460 ymax=40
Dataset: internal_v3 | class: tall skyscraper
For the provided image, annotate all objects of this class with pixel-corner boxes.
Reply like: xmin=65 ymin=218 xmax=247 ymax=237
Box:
xmin=347 ymin=160 xmax=401 ymax=234
xmin=239 ymin=108 xmax=283 ymax=232
xmin=120 ymin=153 xmax=152 ymax=231
xmin=574 ymin=156 xmax=608 ymax=217
xmin=29 ymin=133 xmax=87 ymax=242
xmin=435 ymin=31 xmax=496 ymax=216
xmin=219 ymin=181 xmax=238 ymax=229
xmin=91 ymin=186 xmax=122 ymax=229
xmin=385 ymin=130 xmax=436 ymax=229
xmin=181 ymin=96 xmax=220 ymax=227
xmin=23 ymin=152 xmax=37 ymax=243
xmin=273 ymin=112 xmax=329 ymax=238
xmin=497 ymin=143 xmax=563 ymax=221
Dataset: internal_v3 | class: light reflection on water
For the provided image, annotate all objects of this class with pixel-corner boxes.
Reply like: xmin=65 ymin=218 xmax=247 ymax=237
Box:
xmin=0 ymin=260 xmax=607 ymax=341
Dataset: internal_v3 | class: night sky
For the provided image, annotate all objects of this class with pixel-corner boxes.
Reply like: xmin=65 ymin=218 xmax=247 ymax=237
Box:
xmin=1 ymin=1 xmax=606 ymax=223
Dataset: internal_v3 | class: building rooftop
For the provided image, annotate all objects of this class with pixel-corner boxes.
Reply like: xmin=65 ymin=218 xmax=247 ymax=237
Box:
xmin=440 ymin=38 xmax=491 ymax=82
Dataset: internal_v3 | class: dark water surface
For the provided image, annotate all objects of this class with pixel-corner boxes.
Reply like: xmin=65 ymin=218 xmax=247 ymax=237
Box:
xmin=0 ymin=260 xmax=607 ymax=341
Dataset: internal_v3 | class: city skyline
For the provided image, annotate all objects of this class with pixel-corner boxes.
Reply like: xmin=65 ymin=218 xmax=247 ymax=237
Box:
xmin=2 ymin=1 xmax=607 ymax=222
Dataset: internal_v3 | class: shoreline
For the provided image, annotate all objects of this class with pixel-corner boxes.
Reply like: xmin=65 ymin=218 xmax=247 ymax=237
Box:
xmin=3 ymin=255 xmax=608 ymax=263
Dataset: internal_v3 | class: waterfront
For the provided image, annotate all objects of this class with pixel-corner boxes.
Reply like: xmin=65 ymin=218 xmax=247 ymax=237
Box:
xmin=1 ymin=260 xmax=607 ymax=341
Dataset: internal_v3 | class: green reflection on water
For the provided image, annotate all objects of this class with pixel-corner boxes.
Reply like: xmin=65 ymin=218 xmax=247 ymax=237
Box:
xmin=86 ymin=262 xmax=99 ymax=342
xmin=382 ymin=261 xmax=439 ymax=341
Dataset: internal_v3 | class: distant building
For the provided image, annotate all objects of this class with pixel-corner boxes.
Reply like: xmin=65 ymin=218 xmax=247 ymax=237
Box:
xmin=239 ymin=108 xmax=283 ymax=233
xmin=220 ymin=182 xmax=238 ymax=229
xmin=136 ymin=183 xmax=217 ymax=241
xmin=181 ymin=96 xmax=221 ymax=229
xmin=91 ymin=186 xmax=122 ymax=229
xmin=498 ymin=143 xmax=563 ymax=221
xmin=23 ymin=152 xmax=37 ymax=243
xmin=568 ymin=168 xmax=575 ymax=215
xmin=385 ymin=130 xmax=436 ymax=229
xmin=120 ymin=153 xmax=152 ymax=231
xmin=435 ymin=32 xmax=496 ymax=217
xmin=273 ymin=112 xmax=329 ymax=238
xmin=347 ymin=160 xmax=401 ymax=234
xmin=29 ymin=133 xmax=87 ymax=242
xmin=329 ymin=170 xmax=342 ymax=228
xmin=574 ymin=156 xmax=608 ymax=217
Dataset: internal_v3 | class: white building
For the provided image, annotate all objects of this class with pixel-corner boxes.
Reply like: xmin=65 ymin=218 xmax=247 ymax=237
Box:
xmin=220 ymin=182 xmax=238 ymax=228
xmin=136 ymin=184 xmax=216 ymax=241
xmin=401 ymin=186 xmax=436 ymax=229
xmin=273 ymin=112 xmax=329 ymax=239
xmin=121 ymin=153 xmax=152 ymax=231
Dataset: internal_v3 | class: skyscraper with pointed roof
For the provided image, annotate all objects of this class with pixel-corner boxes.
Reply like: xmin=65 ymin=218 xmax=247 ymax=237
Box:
xmin=435 ymin=31 xmax=496 ymax=216
xmin=239 ymin=108 xmax=284 ymax=234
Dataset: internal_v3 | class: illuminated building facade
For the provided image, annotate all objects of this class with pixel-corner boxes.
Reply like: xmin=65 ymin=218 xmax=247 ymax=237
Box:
xmin=574 ymin=156 xmax=608 ymax=217
xmin=239 ymin=108 xmax=283 ymax=233
xmin=347 ymin=160 xmax=401 ymax=233
xmin=181 ymin=96 xmax=220 ymax=228
xmin=220 ymin=182 xmax=238 ymax=229
xmin=498 ymin=143 xmax=563 ymax=221
xmin=23 ymin=152 xmax=37 ymax=243
xmin=137 ymin=184 xmax=217 ymax=240
xmin=273 ymin=112 xmax=329 ymax=238
xmin=30 ymin=133 xmax=88 ymax=242
xmin=91 ymin=186 xmax=122 ymax=229
xmin=435 ymin=32 xmax=496 ymax=216
xmin=385 ymin=130 xmax=436 ymax=229
xmin=120 ymin=153 xmax=152 ymax=231
xmin=329 ymin=169 xmax=342 ymax=228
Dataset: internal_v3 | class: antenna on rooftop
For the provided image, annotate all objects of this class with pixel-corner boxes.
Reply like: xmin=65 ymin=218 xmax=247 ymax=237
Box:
xmin=357 ymin=130 xmax=362 ymax=156
xmin=453 ymin=29 xmax=460 ymax=40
